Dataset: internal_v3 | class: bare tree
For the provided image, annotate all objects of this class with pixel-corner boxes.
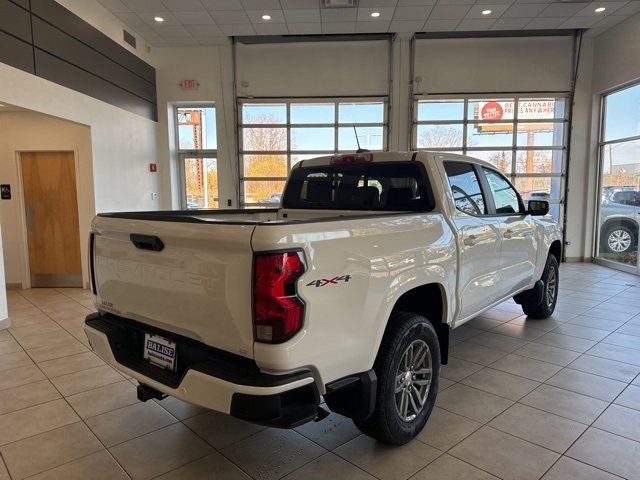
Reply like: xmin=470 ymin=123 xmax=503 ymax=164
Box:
xmin=418 ymin=126 xmax=464 ymax=149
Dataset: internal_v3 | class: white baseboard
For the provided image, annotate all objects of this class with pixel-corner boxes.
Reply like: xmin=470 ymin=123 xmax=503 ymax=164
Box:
xmin=0 ymin=318 xmax=10 ymax=330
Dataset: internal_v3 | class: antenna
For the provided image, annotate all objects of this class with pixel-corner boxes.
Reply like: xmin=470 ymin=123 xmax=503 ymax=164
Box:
xmin=353 ymin=126 xmax=369 ymax=153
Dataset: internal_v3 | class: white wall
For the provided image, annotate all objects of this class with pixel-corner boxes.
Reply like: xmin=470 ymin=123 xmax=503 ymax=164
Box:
xmin=0 ymin=111 xmax=93 ymax=286
xmin=414 ymin=36 xmax=573 ymax=94
xmin=0 ymin=62 xmax=160 ymax=287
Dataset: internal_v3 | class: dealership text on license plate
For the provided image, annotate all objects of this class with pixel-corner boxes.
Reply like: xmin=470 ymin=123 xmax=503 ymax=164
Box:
xmin=143 ymin=333 xmax=177 ymax=371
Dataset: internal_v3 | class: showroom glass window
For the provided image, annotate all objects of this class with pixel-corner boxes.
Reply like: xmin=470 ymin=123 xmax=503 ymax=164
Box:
xmin=596 ymin=83 xmax=640 ymax=271
xmin=176 ymin=105 xmax=218 ymax=209
xmin=238 ymin=99 xmax=387 ymax=206
xmin=413 ymin=96 xmax=567 ymax=221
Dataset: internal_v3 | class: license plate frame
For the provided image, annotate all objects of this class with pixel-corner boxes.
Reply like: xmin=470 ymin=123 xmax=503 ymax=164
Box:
xmin=143 ymin=333 xmax=177 ymax=372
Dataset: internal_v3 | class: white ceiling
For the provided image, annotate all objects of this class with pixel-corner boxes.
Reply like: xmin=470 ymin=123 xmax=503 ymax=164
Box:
xmin=97 ymin=0 xmax=640 ymax=46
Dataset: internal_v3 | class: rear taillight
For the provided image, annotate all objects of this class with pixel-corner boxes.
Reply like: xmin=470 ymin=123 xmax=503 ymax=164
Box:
xmin=253 ymin=251 xmax=305 ymax=343
xmin=88 ymin=232 xmax=96 ymax=295
xmin=330 ymin=153 xmax=373 ymax=165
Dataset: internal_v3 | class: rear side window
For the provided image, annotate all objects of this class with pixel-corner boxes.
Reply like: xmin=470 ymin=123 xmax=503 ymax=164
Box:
xmin=444 ymin=162 xmax=487 ymax=215
xmin=282 ymin=162 xmax=434 ymax=211
xmin=483 ymin=168 xmax=522 ymax=214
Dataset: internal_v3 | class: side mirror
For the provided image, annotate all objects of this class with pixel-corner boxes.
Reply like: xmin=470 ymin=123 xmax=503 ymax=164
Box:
xmin=528 ymin=200 xmax=549 ymax=216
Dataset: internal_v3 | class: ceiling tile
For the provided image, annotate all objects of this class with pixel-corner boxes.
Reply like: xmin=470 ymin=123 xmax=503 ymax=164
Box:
xmin=186 ymin=24 xmax=223 ymax=35
xmin=429 ymin=4 xmax=473 ymax=19
xmin=246 ymin=10 xmax=286 ymax=23
xmin=560 ymin=16 xmax=601 ymax=27
xmin=140 ymin=12 xmax=182 ymax=25
xmin=321 ymin=8 xmax=358 ymax=21
xmin=160 ymin=0 xmax=206 ymax=12
xmin=287 ymin=22 xmax=322 ymax=33
xmin=615 ymin=1 xmax=640 ymax=15
xmin=393 ymin=6 xmax=433 ymax=20
xmin=209 ymin=10 xmax=251 ymax=23
xmin=397 ymin=0 xmax=436 ymax=5
xmin=475 ymin=0 xmax=515 ymax=4
xmin=355 ymin=20 xmax=391 ymax=31
xmin=240 ymin=0 xmax=281 ymax=9
xmin=524 ymin=16 xmax=566 ymax=28
xmin=196 ymin=36 xmax=229 ymax=45
xmin=502 ymin=3 xmax=547 ymax=17
xmin=490 ymin=17 xmax=530 ymax=29
xmin=465 ymin=4 xmax=509 ymax=18
xmin=284 ymin=8 xmax=321 ymax=22
xmin=124 ymin=0 xmax=168 ymax=14
xmin=358 ymin=0 xmax=399 ymax=5
xmin=322 ymin=21 xmax=356 ymax=33
xmin=390 ymin=19 xmax=426 ymax=31
xmin=591 ymin=14 xmax=627 ymax=30
xmin=357 ymin=7 xmax=396 ymax=20
xmin=201 ymin=0 xmax=243 ymax=10
xmin=115 ymin=12 xmax=146 ymax=26
xmin=538 ymin=2 xmax=590 ymax=17
xmin=456 ymin=17 xmax=495 ymax=29
xmin=435 ymin=0 xmax=476 ymax=4
xmin=423 ymin=18 xmax=461 ymax=29
xmin=574 ymin=1 xmax=627 ymax=16
xmin=97 ymin=0 xmax=131 ymax=13
xmin=164 ymin=37 xmax=200 ymax=46
xmin=253 ymin=23 xmax=289 ymax=34
xmin=280 ymin=0 xmax=318 ymax=8
xmin=514 ymin=0 xmax=553 ymax=3
xmin=128 ymin=25 xmax=158 ymax=37
xmin=152 ymin=24 xmax=193 ymax=36
xmin=219 ymin=23 xmax=256 ymax=34
xmin=174 ymin=11 xmax=216 ymax=24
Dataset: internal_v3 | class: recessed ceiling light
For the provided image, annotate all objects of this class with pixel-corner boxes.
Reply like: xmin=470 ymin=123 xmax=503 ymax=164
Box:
xmin=262 ymin=14 xmax=271 ymax=20
xmin=481 ymin=9 xmax=492 ymax=15
xmin=370 ymin=11 xmax=381 ymax=17
xmin=154 ymin=16 xmax=164 ymax=22
xmin=595 ymin=7 xmax=606 ymax=13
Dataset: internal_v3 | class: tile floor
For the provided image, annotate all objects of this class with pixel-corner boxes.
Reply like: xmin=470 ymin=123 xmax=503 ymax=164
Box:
xmin=1 ymin=263 xmax=640 ymax=479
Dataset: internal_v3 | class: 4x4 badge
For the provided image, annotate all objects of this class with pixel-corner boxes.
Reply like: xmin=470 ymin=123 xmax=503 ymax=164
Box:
xmin=306 ymin=275 xmax=352 ymax=288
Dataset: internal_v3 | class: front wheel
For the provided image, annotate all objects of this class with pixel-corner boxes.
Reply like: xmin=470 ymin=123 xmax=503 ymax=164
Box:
xmin=354 ymin=311 xmax=440 ymax=445
xmin=522 ymin=254 xmax=559 ymax=319
xmin=601 ymin=225 xmax=636 ymax=254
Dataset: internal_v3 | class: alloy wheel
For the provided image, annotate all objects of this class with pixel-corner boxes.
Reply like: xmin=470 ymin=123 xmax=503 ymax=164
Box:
xmin=394 ymin=339 xmax=432 ymax=422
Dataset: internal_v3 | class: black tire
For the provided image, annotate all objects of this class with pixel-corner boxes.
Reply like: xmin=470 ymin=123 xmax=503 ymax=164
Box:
xmin=354 ymin=311 xmax=440 ymax=445
xmin=522 ymin=255 xmax=559 ymax=319
xmin=601 ymin=224 xmax=637 ymax=254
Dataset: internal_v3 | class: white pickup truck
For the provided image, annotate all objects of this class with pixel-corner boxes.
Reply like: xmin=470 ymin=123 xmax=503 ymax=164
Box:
xmin=85 ymin=151 xmax=562 ymax=445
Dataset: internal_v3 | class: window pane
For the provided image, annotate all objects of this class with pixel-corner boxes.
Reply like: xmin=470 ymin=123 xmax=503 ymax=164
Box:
xmin=291 ymin=154 xmax=322 ymax=167
xmin=184 ymin=157 xmax=218 ymax=209
xmin=467 ymin=150 xmax=512 ymax=174
xmin=243 ymin=155 xmax=287 ymax=178
xmin=604 ymin=84 xmax=640 ymax=141
xmin=417 ymin=100 xmax=464 ymax=121
xmin=417 ymin=124 xmax=464 ymax=148
xmin=515 ymin=176 xmax=562 ymax=202
xmin=516 ymin=123 xmax=564 ymax=147
xmin=516 ymin=150 xmax=563 ymax=174
xmin=242 ymin=103 xmax=286 ymax=124
xmin=339 ymin=102 xmax=384 ymax=123
xmin=291 ymin=127 xmax=334 ymax=151
xmin=339 ymin=127 xmax=384 ymax=151
xmin=467 ymin=123 xmax=513 ymax=147
xmin=468 ymin=100 xmax=515 ymax=121
xmin=444 ymin=162 xmax=486 ymax=215
xmin=518 ymin=98 xmax=565 ymax=120
xmin=242 ymin=127 xmax=287 ymax=151
xmin=243 ymin=180 xmax=286 ymax=204
xmin=291 ymin=103 xmax=334 ymax=124
xmin=484 ymin=168 xmax=520 ymax=214
xmin=601 ymin=139 xmax=640 ymax=187
xmin=177 ymin=107 xmax=216 ymax=150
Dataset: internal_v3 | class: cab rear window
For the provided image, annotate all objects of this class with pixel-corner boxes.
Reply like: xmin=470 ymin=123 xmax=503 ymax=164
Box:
xmin=282 ymin=162 xmax=434 ymax=211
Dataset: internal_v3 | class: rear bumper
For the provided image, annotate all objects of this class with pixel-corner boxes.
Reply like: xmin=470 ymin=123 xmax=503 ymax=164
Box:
xmin=84 ymin=313 xmax=320 ymax=427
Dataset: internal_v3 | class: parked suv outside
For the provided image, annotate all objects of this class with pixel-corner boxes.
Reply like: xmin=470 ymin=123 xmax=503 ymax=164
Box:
xmin=599 ymin=186 xmax=640 ymax=257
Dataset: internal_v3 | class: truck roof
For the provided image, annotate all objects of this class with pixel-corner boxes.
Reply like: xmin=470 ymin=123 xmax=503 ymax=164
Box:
xmin=293 ymin=151 xmax=496 ymax=170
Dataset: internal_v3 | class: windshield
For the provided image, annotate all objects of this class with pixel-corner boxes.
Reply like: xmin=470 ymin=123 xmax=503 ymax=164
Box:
xmin=282 ymin=162 xmax=434 ymax=211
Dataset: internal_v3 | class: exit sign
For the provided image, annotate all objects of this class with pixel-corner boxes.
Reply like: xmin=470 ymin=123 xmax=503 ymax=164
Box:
xmin=180 ymin=79 xmax=199 ymax=90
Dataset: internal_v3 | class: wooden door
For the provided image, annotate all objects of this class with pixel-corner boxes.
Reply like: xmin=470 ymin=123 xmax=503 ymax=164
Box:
xmin=20 ymin=151 xmax=82 ymax=287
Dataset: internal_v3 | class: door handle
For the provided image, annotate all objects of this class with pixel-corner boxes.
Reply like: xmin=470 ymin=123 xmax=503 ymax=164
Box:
xmin=463 ymin=234 xmax=479 ymax=247
xmin=130 ymin=234 xmax=165 ymax=252
xmin=503 ymin=229 xmax=514 ymax=239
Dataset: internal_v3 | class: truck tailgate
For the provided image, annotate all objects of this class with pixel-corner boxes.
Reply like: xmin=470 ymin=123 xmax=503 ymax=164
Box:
xmin=92 ymin=216 xmax=256 ymax=358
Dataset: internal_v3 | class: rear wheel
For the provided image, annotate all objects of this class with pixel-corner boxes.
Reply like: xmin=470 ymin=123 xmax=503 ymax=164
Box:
xmin=354 ymin=311 xmax=440 ymax=445
xmin=522 ymin=255 xmax=559 ymax=319
xmin=601 ymin=224 xmax=636 ymax=254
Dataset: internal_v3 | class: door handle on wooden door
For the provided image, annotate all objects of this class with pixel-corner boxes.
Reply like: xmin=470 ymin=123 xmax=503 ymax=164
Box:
xmin=463 ymin=235 xmax=478 ymax=246
xmin=25 ymin=205 xmax=35 ymax=231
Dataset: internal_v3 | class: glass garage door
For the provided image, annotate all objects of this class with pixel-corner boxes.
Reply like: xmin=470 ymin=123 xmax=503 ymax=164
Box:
xmin=596 ymin=84 xmax=640 ymax=273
